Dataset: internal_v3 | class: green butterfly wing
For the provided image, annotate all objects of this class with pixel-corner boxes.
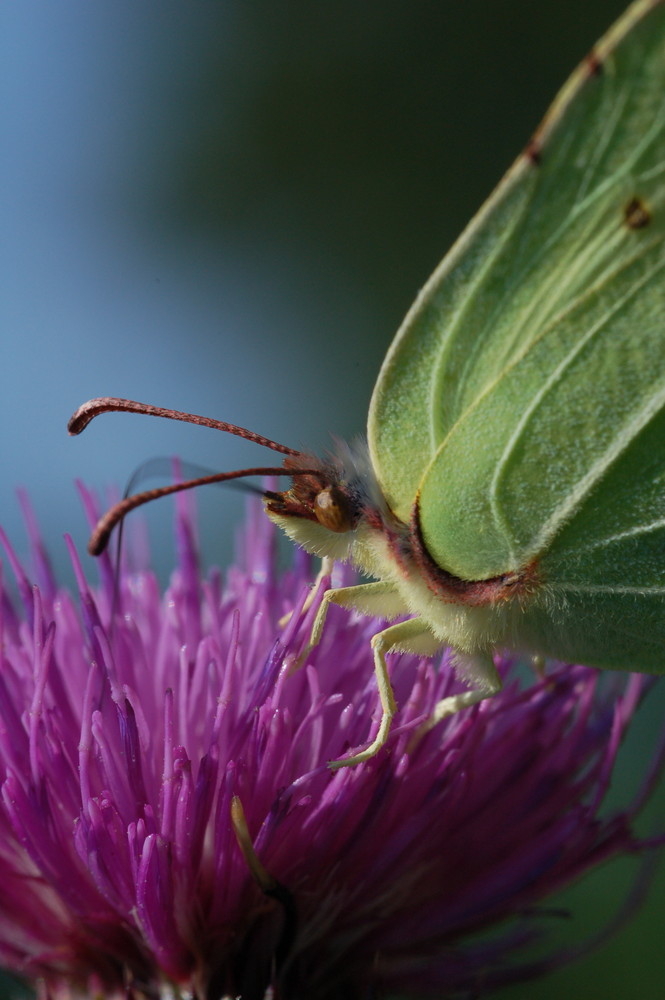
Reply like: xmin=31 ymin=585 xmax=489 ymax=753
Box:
xmin=368 ymin=0 xmax=665 ymax=596
xmin=518 ymin=400 xmax=665 ymax=670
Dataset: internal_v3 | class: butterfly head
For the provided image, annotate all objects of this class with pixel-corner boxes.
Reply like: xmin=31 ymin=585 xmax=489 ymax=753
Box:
xmin=264 ymin=450 xmax=370 ymax=561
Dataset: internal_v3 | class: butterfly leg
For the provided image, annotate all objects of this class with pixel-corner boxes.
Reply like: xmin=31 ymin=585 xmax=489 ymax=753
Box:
xmin=423 ymin=650 xmax=502 ymax=733
xmin=290 ymin=580 xmax=405 ymax=672
xmin=329 ymin=616 xmax=439 ymax=769
xmin=308 ymin=579 xmax=408 ymax=651
xmin=279 ymin=556 xmax=334 ymax=628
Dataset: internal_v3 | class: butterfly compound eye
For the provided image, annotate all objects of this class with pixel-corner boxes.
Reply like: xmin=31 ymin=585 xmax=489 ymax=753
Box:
xmin=314 ymin=487 xmax=354 ymax=533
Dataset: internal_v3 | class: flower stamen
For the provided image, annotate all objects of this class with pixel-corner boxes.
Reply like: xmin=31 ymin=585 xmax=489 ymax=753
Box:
xmin=231 ymin=796 xmax=297 ymax=972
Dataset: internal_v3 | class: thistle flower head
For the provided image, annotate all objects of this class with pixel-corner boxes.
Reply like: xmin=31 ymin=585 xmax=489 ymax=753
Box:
xmin=0 ymin=488 xmax=662 ymax=1000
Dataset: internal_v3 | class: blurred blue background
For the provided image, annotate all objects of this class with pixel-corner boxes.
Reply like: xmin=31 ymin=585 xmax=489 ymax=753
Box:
xmin=1 ymin=1 xmax=664 ymax=997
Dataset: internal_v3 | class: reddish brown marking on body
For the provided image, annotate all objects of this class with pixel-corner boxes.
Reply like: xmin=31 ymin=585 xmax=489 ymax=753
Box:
xmin=624 ymin=196 xmax=651 ymax=229
xmin=264 ymin=463 xmax=330 ymax=524
xmin=363 ymin=506 xmax=385 ymax=534
xmin=409 ymin=499 xmax=539 ymax=607
xmin=385 ymin=519 xmax=413 ymax=578
xmin=358 ymin=503 xmax=415 ymax=578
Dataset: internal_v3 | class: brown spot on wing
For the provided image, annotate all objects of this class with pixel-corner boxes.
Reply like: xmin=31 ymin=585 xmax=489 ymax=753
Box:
xmin=525 ymin=139 xmax=542 ymax=166
xmin=624 ymin=196 xmax=651 ymax=229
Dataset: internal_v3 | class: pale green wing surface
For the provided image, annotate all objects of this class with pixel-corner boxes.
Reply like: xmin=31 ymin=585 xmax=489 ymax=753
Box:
xmin=513 ymin=402 xmax=665 ymax=671
xmin=368 ymin=0 xmax=665 ymax=562
xmin=513 ymin=586 xmax=665 ymax=673
xmin=419 ymin=225 xmax=665 ymax=577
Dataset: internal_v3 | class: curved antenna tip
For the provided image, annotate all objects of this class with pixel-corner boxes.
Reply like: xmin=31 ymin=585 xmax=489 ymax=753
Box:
xmin=68 ymin=399 xmax=101 ymax=435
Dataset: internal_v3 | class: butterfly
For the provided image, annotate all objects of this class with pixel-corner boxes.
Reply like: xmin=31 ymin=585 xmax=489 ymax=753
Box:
xmin=70 ymin=0 xmax=665 ymax=767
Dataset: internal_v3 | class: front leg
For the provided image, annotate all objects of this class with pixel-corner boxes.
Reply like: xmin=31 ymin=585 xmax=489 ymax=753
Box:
xmin=330 ymin=616 xmax=442 ymax=769
xmin=308 ymin=579 xmax=408 ymax=651
xmin=278 ymin=556 xmax=335 ymax=628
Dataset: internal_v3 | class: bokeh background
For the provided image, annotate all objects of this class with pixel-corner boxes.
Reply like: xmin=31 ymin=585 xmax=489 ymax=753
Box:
xmin=2 ymin=1 xmax=664 ymax=997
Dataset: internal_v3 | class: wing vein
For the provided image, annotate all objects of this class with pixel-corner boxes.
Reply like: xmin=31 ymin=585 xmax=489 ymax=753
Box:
xmin=573 ymin=518 xmax=665 ymax=553
xmin=549 ymin=583 xmax=665 ymax=595
xmin=489 ymin=249 xmax=665 ymax=559
xmin=426 ymin=178 xmax=534 ymax=454
xmin=575 ymin=86 xmax=629 ymax=203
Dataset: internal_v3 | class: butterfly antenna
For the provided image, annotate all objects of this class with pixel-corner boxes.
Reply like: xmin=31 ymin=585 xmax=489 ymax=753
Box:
xmin=87 ymin=465 xmax=320 ymax=556
xmin=68 ymin=397 xmax=300 ymax=456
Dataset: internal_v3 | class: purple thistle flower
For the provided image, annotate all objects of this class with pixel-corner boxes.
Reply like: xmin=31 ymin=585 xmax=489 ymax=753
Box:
xmin=0 ymin=487 xmax=663 ymax=1000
